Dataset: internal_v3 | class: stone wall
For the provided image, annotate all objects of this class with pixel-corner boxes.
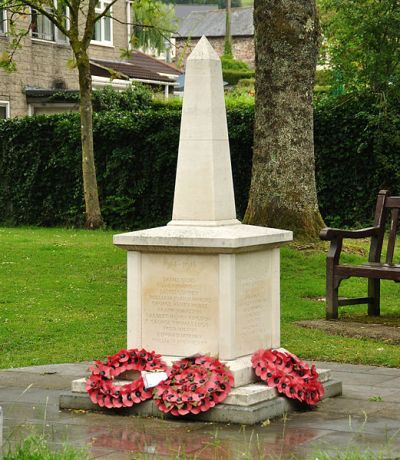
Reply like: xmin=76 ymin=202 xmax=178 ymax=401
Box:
xmin=0 ymin=0 xmax=128 ymax=117
xmin=175 ymin=36 xmax=255 ymax=69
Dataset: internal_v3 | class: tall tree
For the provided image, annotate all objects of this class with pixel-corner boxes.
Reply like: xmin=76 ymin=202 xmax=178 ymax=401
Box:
xmin=244 ymin=0 xmax=324 ymax=238
xmin=0 ymin=0 xmax=174 ymax=228
xmin=319 ymin=0 xmax=400 ymax=95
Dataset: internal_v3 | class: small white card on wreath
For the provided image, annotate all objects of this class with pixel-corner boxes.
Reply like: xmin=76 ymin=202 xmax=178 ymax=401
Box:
xmin=141 ymin=371 xmax=168 ymax=389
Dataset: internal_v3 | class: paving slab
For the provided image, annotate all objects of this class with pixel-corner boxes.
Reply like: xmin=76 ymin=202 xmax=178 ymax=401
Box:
xmin=341 ymin=384 xmax=400 ymax=402
xmin=0 ymin=361 xmax=399 ymax=459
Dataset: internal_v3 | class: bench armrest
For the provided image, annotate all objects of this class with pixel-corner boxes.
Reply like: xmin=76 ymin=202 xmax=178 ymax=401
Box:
xmin=320 ymin=227 xmax=380 ymax=241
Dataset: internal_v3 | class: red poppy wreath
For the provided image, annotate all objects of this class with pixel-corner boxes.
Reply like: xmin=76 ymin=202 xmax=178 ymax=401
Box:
xmin=153 ymin=355 xmax=234 ymax=416
xmin=86 ymin=348 xmax=167 ymax=408
xmin=251 ymin=349 xmax=324 ymax=405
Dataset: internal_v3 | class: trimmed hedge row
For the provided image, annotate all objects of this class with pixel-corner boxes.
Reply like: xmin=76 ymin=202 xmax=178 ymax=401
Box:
xmin=0 ymin=94 xmax=399 ymax=229
xmin=223 ymin=69 xmax=255 ymax=86
xmin=314 ymin=93 xmax=400 ymax=227
xmin=0 ymin=104 xmax=254 ymax=229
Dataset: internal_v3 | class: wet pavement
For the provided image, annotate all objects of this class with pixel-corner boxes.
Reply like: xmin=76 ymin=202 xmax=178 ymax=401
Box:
xmin=0 ymin=361 xmax=399 ymax=459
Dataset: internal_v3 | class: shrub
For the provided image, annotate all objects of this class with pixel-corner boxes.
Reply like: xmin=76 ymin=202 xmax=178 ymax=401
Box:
xmin=223 ymin=69 xmax=255 ymax=86
xmin=221 ymin=55 xmax=250 ymax=71
xmin=92 ymin=84 xmax=153 ymax=112
xmin=316 ymin=68 xmax=333 ymax=87
xmin=237 ymin=78 xmax=255 ymax=87
xmin=49 ymin=84 xmax=154 ymax=112
xmin=220 ymin=56 xmax=254 ymax=85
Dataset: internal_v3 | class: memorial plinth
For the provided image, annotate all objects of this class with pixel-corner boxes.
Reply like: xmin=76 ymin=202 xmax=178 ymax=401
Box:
xmin=114 ymin=226 xmax=291 ymax=363
xmin=113 ymin=36 xmax=292 ymax=387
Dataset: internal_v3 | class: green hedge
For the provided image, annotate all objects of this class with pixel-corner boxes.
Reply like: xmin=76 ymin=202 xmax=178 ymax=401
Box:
xmin=223 ymin=69 xmax=255 ymax=86
xmin=314 ymin=93 xmax=400 ymax=227
xmin=0 ymin=104 xmax=254 ymax=229
xmin=0 ymin=93 xmax=399 ymax=229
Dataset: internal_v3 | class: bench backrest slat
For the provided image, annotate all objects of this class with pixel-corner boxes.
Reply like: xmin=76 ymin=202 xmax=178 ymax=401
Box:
xmin=385 ymin=197 xmax=400 ymax=209
xmin=386 ymin=208 xmax=399 ymax=265
xmin=369 ymin=190 xmax=389 ymax=263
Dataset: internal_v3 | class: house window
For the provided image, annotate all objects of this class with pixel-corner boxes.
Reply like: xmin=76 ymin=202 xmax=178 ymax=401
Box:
xmin=31 ymin=6 xmax=68 ymax=42
xmin=0 ymin=101 xmax=10 ymax=119
xmin=0 ymin=9 xmax=6 ymax=34
xmin=32 ymin=9 xmax=55 ymax=40
xmin=92 ymin=0 xmax=112 ymax=45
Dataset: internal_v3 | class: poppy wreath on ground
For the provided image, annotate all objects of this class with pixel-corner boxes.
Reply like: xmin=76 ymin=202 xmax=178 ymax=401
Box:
xmin=86 ymin=348 xmax=167 ymax=408
xmin=153 ymin=355 xmax=234 ymax=416
xmin=251 ymin=349 xmax=324 ymax=405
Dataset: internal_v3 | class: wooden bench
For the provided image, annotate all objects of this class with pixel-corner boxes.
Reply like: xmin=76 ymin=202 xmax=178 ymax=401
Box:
xmin=320 ymin=190 xmax=400 ymax=319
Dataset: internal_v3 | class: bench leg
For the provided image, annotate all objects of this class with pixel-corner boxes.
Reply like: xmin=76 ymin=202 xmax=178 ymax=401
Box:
xmin=326 ymin=271 xmax=339 ymax=320
xmin=368 ymin=279 xmax=380 ymax=316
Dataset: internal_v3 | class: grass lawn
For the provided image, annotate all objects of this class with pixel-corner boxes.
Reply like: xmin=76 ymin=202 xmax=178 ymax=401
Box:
xmin=0 ymin=227 xmax=399 ymax=369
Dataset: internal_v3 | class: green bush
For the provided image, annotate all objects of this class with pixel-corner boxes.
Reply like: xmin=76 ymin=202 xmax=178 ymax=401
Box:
xmin=92 ymin=84 xmax=153 ymax=112
xmin=316 ymin=68 xmax=333 ymax=87
xmin=50 ymin=84 xmax=154 ymax=112
xmin=220 ymin=56 xmax=254 ymax=85
xmin=221 ymin=55 xmax=250 ymax=71
xmin=237 ymin=78 xmax=255 ymax=87
xmin=223 ymin=69 xmax=255 ymax=86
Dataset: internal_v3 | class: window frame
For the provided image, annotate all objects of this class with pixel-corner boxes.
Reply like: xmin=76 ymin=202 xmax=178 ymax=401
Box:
xmin=91 ymin=0 xmax=113 ymax=47
xmin=0 ymin=101 xmax=10 ymax=119
xmin=31 ymin=7 xmax=55 ymax=41
xmin=0 ymin=8 xmax=7 ymax=35
xmin=30 ymin=3 xmax=69 ymax=44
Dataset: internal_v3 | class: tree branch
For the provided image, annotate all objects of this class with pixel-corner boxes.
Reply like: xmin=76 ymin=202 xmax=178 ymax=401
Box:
xmin=94 ymin=0 xmax=118 ymax=21
xmin=17 ymin=0 xmax=69 ymax=36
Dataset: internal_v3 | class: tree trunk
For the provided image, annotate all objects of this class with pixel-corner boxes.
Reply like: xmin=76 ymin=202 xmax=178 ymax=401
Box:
xmin=224 ymin=0 xmax=233 ymax=56
xmin=77 ymin=53 xmax=103 ymax=229
xmin=243 ymin=0 xmax=325 ymax=239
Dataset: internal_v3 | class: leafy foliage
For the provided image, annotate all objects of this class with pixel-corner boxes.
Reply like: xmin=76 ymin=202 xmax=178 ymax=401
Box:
xmin=92 ymin=84 xmax=153 ymax=112
xmin=221 ymin=55 xmax=250 ymax=71
xmin=221 ymin=56 xmax=254 ymax=85
xmin=319 ymin=0 xmax=400 ymax=95
xmin=223 ymin=69 xmax=255 ymax=85
xmin=130 ymin=0 xmax=176 ymax=52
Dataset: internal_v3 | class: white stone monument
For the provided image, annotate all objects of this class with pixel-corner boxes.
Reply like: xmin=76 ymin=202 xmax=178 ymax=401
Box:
xmin=113 ymin=36 xmax=292 ymax=387
xmin=62 ymin=37 xmax=343 ymax=421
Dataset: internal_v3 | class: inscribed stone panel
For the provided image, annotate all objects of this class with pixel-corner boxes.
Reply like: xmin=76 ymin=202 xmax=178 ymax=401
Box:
xmin=141 ymin=253 xmax=219 ymax=356
xmin=235 ymin=251 xmax=274 ymax=356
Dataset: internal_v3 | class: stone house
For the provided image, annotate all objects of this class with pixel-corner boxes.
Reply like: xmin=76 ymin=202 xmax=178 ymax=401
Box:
xmin=174 ymin=7 xmax=254 ymax=68
xmin=0 ymin=1 xmax=181 ymax=118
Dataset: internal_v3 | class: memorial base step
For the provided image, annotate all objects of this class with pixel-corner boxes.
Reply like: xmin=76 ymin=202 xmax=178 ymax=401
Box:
xmin=59 ymin=369 xmax=342 ymax=425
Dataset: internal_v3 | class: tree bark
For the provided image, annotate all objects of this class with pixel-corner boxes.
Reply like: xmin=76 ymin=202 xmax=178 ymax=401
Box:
xmin=243 ymin=0 xmax=324 ymax=238
xmin=77 ymin=52 xmax=103 ymax=229
xmin=224 ymin=0 xmax=233 ymax=56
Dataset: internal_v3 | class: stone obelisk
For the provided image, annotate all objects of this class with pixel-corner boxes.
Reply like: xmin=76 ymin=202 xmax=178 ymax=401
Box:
xmin=170 ymin=36 xmax=239 ymax=227
xmin=114 ymin=37 xmax=292 ymax=386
